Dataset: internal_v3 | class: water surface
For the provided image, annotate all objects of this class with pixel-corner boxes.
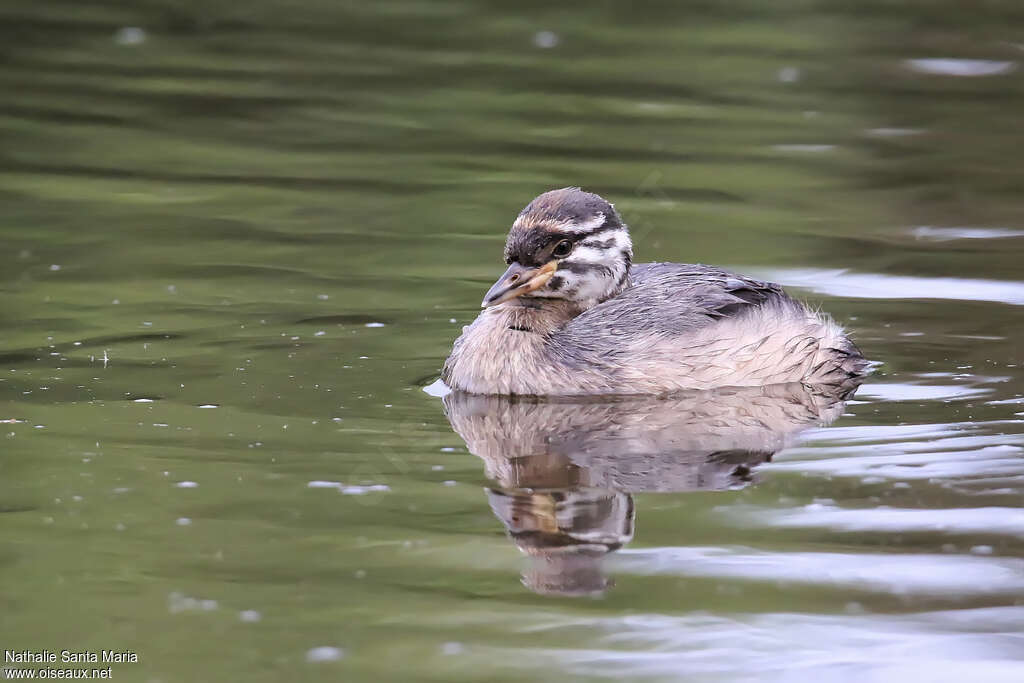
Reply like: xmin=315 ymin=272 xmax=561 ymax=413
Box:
xmin=2 ymin=1 xmax=1024 ymax=681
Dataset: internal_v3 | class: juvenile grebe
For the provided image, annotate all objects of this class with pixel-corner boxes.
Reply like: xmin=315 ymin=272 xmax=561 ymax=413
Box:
xmin=442 ymin=187 xmax=868 ymax=395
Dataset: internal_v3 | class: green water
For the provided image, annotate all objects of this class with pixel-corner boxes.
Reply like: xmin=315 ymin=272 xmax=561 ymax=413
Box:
xmin=2 ymin=1 xmax=1024 ymax=681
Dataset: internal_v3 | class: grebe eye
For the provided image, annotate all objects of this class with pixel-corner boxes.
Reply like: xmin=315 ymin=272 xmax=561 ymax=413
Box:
xmin=552 ymin=240 xmax=573 ymax=258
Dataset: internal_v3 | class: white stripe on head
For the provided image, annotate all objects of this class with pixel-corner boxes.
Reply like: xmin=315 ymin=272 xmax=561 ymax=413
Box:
xmin=574 ymin=229 xmax=633 ymax=263
xmin=567 ymin=245 xmax=605 ymax=263
xmin=563 ymin=213 xmax=606 ymax=234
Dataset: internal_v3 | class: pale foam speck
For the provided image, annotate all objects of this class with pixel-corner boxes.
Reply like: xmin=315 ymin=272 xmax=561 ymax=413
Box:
xmin=114 ymin=27 xmax=147 ymax=45
xmin=533 ymin=30 xmax=559 ymax=49
xmin=306 ymin=646 xmax=344 ymax=663
xmin=772 ymin=144 xmax=836 ymax=152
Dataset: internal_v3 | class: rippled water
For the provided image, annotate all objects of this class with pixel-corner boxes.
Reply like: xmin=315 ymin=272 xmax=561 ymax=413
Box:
xmin=2 ymin=1 xmax=1024 ymax=681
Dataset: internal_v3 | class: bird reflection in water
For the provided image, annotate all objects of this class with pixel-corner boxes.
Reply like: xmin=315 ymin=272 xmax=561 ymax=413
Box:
xmin=442 ymin=382 xmax=859 ymax=596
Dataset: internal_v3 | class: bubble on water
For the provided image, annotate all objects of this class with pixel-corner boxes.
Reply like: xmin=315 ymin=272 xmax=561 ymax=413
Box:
xmin=442 ymin=480 xmax=457 ymax=487
xmin=114 ymin=27 xmax=147 ymax=45
xmin=239 ymin=610 xmax=262 ymax=623
xmin=306 ymin=646 xmax=344 ymax=663
xmin=772 ymin=144 xmax=836 ymax=153
xmin=533 ymin=30 xmax=559 ymax=48
xmin=354 ymin=569 xmax=366 ymax=579
xmin=176 ymin=517 xmax=192 ymax=526
xmin=777 ymin=66 xmax=800 ymax=83
xmin=364 ymin=322 xmax=385 ymax=328
xmin=315 ymin=330 xmax=326 ymax=337
xmin=49 ymin=264 xmax=61 ymax=271
xmin=308 ymin=480 xmax=343 ymax=489
xmin=175 ymin=481 xmax=198 ymax=489
xmin=168 ymin=592 xmax=218 ymax=614
xmin=441 ymin=642 xmax=465 ymax=655
xmin=431 ymin=465 xmax=444 ymax=471
xmin=317 ymin=294 xmax=329 ymax=300
xmin=197 ymin=404 xmax=218 ymax=409
xmin=341 ymin=484 xmax=390 ymax=495
xmin=866 ymin=127 xmax=925 ymax=137
xmin=970 ymin=545 xmax=994 ymax=555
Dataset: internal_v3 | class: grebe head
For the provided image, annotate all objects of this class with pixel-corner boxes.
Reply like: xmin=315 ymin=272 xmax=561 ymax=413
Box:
xmin=481 ymin=187 xmax=633 ymax=311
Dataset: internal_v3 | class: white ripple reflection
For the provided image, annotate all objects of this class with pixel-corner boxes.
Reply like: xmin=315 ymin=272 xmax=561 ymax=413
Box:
xmin=759 ymin=268 xmax=1024 ymax=305
xmin=774 ymin=442 xmax=1022 ymax=475
xmin=511 ymin=607 xmax=1024 ymax=683
xmin=728 ymin=505 xmax=1024 ymax=539
xmin=855 ymin=383 xmax=992 ymax=401
xmin=770 ymin=416 xmax=1024 ymax=500
xmin=912 ymin=226 xmax=1024 ymax=241
xmin=612 ymin=546 xmax=1024 ymax=594
xmin=797 ymin=421 xmax=986 ymax=443
xmin=906 ymin=58 xmax=1016 ymax=76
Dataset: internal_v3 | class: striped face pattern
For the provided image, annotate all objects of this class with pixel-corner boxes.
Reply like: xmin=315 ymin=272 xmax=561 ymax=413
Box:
xmin=502 ymin=188 xmax=633 ymax=310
